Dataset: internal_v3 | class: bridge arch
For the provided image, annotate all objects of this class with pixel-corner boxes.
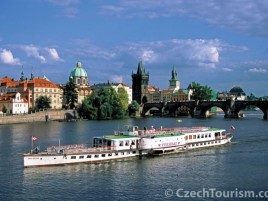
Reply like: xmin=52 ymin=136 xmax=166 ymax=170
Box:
xmin=142 ymin=103 xmax=164 ymax=116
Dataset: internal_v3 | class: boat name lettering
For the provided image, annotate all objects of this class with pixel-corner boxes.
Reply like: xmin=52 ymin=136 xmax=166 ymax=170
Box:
xmin=159 ymin=142 xmax=179 ymax=147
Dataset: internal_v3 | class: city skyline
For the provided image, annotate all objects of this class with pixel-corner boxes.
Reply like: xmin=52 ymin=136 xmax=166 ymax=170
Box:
xmin=0 ymin=0 xmax=268 ymax=96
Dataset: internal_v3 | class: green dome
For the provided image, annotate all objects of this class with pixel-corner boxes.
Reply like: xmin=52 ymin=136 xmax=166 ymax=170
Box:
xmin=70 ymin=61 xmax=88 ymax=77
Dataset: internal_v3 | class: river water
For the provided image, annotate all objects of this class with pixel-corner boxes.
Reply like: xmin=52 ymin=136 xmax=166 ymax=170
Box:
xmin=0 ymin=111 xmax=268 ymax=201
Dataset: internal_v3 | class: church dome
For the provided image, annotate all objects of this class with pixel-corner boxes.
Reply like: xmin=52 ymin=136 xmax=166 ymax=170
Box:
xmin=229 ymin=86 xmax=245 ymax=95
xmin=70 ymin=61 xmax=88 ymax=78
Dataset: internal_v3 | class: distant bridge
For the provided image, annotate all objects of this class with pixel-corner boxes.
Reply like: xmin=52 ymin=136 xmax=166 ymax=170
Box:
xmin=142 ymin=100 xmax=268 ymax=119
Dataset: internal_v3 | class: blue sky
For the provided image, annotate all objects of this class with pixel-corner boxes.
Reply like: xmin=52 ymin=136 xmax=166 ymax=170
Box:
xmin=0 ymin=0 xmax=268 ymax=96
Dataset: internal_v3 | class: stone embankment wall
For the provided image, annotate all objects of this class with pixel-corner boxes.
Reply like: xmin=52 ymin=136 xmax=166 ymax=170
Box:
xmin=0 ymin=110 xmax=71 ymax=125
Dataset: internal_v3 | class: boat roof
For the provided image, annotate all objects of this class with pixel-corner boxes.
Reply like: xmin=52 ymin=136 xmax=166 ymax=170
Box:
xmin=100 ymin=135 xmax=139 ymax=140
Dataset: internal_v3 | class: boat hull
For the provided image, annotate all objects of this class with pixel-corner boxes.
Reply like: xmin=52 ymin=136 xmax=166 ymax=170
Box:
xmin=24 ymin=150 xmax=140 ymax=167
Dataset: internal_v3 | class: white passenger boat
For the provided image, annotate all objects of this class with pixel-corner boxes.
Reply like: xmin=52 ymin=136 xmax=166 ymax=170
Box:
xmin=24 ymin=125 xmax=233 ymax=167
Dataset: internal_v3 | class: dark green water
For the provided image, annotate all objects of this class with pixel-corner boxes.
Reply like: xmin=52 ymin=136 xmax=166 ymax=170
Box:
xmin=0 ymin=111 xmax=268 ymax=200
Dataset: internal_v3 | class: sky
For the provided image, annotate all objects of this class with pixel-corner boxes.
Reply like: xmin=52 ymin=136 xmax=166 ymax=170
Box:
xmin=0 ymin=0 xmax=268 ymax=96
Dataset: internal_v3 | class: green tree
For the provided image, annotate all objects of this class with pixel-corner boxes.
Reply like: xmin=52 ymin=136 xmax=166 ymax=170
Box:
xmin=128 ymin=100 xmax=140 ymax=116
xmin=78 ymin=87 xmax=127 ymax=120
xmin=2 ymin=105 xmax=7 ymax=113
xmin=35 ymin=95 xmax=51 ymax=109
xmin=190 ymin=82 xmax=213 ymax=100
xmin=117 ymin=87 xmax=129 ymax=111
xmin=64 ymin=78 xmax=78 ymax=109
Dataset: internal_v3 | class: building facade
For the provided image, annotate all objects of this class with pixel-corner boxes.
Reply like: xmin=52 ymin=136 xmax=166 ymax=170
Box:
xmin=0 ymin=92 xmax=28 ymax=114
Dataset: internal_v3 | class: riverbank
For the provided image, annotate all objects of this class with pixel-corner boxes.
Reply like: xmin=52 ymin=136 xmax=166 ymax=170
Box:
xmin=0 ymin=110 xmax=72 ymax=125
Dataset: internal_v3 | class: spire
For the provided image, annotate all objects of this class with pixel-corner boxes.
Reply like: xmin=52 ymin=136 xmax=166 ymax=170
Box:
xmin=30 ymin=72 xmax=34 ymax=80
xmin=20 ymin=66 xmax=25 ymax=81
xmin=171 ymin=66 xmax=177 ymax=80
xmin=137 ymin=60 xmax=145 ymax=74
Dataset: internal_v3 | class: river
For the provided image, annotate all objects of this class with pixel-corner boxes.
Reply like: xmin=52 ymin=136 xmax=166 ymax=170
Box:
xmin=0 ymin=111 xmax=268 ymax=201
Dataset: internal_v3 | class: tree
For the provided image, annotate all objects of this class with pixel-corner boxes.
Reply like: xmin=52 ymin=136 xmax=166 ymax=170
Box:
xmin=128 ymin=100 xmax=140 ymax=116
xmin=190 ymin=82 xmax=213 ymax=100
xmin=35 ymin=95 xmax=51 ymax=110
xmin=64 ymin=78 xmax=78 ymax=109
xmin=117 ymin=87 xmax=129 ymax=111
xmin=77 ymin=87 xmax=127 ymax=120
xmin=2 ymin=105 xmax=7 ymax=113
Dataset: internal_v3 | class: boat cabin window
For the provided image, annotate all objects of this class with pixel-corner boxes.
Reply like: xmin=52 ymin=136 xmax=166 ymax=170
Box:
xmin=87 ymin=155 xmax=91 ymax=158
xmin=101 ymin=154 xmax=106 ymax=157
xmin=215 ymin=132 xmax=221 ymax=137
xmin=201 ymin=134 xmax=204 ymax=138
xmin=193 ymin=135 xmax=196 ymax=139
xmin=185 ymin=136 xmax=188 ymax=140
xmin=108 ymin=153 xmax=112 ymax=156
xmin=94 ymin=155 xmax=99 ymax=158
xmin=119 ymin=141 xmax=123 ymax=146
xmin=209 ymin=133 xmax=211 ymax=137
xmin=79 ymin=156 xmax=84 ymax=159
xmin=125 ymin=141 xmax=129 ymax=146
xmin=189 ymin=135 xmax=192 ymax=140
xmin=205 ymin=134 xmax=208 ymax=138
xmin=71 ymin=156 xmax=76 ymax=159
xmin=131 ymin=141 xmax=135 ymax=145
xmin=197 ymin=135 xmax=200 ymax=139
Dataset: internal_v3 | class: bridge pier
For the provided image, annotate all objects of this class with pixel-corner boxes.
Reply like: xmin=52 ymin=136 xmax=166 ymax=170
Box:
xmin=263 ymin=110 xmax=268 ymax=120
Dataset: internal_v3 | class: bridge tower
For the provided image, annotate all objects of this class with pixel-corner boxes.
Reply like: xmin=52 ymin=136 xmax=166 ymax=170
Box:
xmin=132 ymin=61 xmax=149 ymax=104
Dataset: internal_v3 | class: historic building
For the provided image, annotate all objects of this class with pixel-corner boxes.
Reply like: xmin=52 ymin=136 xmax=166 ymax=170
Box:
xmin=0 ymin=73 xmax=63 ymax=110
xmin=168 ymin=66 xmax=180 ymax=90
xmin=68 ymin=61 xmax=91 ymax=104
xmin=0 ymin=92 xmax=28 ymax=114
xmin=132 ymin=61 xmax=149 ymax=104
xmin=217 ymin=86 xmax=246 ymax=100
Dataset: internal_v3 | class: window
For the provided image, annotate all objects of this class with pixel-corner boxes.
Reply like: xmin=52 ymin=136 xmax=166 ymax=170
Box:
xmin=101 ymin=154 xmax=106 ymax=157
xmin=94 ymin=155 xmax=99 ymax=158
xmin=189 ymin=135 xmax=192 ymax=140
xmin=71 ymin=156 xmax=76 ymax=159
xmin=87 ymin=155 xmax=91 ymax=158
xmin=121 ymin=152 xmax=124 ymax=155
xmin=119 ymin=141 xmax=123 ymax=146
xmin=193 ymin=135 xmax=196 ymax=139
xmin=79 ymin=156 xmax=84 ymax=159
xmin=108 ymin=153 xmax=112 ymax=156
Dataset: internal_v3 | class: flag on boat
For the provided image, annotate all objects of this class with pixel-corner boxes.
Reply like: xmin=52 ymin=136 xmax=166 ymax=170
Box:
xmin=32 ymin=136 xmax=37 ymax=141
xmin=230 ymin=126 xmax=236 ymax=131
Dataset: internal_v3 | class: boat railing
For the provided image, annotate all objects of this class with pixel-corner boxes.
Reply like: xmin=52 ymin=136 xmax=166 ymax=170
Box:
xmin=46 ymin=146 xmax=117 ymax=154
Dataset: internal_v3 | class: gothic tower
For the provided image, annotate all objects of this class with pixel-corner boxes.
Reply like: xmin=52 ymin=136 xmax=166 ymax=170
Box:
xmin=132 ymin=61 xmax=149 ymax=104
xmin=169 ymin=66 xmax=180 ymax=90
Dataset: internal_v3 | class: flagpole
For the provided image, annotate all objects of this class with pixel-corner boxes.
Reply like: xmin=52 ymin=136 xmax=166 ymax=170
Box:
xmin=31 ymin=137 xmax=33 ymax=153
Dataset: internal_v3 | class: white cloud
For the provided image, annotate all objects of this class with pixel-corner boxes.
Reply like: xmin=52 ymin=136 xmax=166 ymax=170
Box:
xmin=249 ymin=68 xmax=267 ymax=73
xmin=222 ymin=67 xmax=233 ymax=72
xmin=0 ymin=49 xmax=21 ymax=65
xmin=110 ymin=75 xmax=123 ymax=83
xmin=21 ymin=45 xmax=46 ymax=63
xmin=118 ymin=39 xmax=222 ymax=68
xmin=46 ymin=48 xmax=63 ymax=61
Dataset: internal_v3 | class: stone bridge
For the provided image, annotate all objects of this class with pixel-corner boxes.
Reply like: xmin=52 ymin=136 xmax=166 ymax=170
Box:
xmin=142 ymin=100 xmax=268 ymax=119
